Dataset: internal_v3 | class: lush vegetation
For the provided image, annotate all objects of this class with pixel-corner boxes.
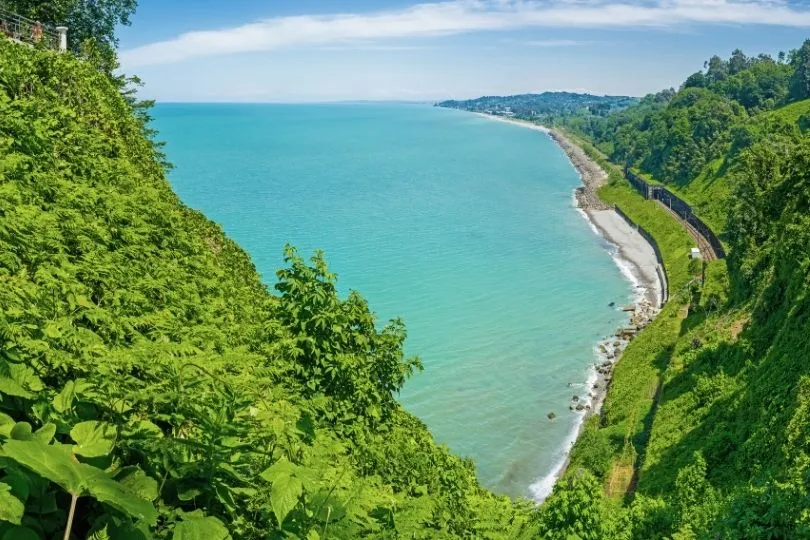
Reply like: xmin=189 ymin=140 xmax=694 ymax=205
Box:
xmin=436 ymin=92 xmax=637 ymax=123
xmin=6 ymin=2 xmax=810 ymax=534
xmin=2 ymin=0 xmax=135 ymax=54
xmin=543 ymin=40 xmax=810 ymax=538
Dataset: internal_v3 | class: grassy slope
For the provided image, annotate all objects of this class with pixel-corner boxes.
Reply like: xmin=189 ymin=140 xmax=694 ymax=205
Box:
xmin=568 ymin=97 xmax=810 ymax=536
xmin=633 ymin=100 xmax=810 ymax=500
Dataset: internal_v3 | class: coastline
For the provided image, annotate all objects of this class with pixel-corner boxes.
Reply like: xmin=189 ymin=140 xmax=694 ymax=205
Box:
xmin=472 ymin=114 xmax=665 ymax=501
xmin=540 ymin=127 xmax=663 ymax=500
xmin=474 ymin=112 xmax=551 ymax=134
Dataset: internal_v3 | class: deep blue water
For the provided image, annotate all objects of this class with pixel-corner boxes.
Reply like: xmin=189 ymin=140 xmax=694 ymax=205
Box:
xmin=151 ymin=103 xmax=633 ymax=499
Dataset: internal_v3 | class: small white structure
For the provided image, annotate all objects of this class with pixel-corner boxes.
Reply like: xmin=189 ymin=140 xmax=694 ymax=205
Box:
xmin=690 ymin=247 xmax=702 ymax=259
xmin=56 ymin=26 xmax=67 ymax=52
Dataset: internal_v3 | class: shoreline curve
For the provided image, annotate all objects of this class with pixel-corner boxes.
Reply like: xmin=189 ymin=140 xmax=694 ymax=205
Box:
xmin=474 ymin=113 xmax=665 ymax=501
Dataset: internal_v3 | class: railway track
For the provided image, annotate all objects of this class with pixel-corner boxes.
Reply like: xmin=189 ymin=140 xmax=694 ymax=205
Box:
xmin=656 ymin=201 xmax=717 ymax=262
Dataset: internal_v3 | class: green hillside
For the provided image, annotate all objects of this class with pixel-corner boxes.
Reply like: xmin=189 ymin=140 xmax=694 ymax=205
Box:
xmin=552 ymin=41 xmax=810 ymax=538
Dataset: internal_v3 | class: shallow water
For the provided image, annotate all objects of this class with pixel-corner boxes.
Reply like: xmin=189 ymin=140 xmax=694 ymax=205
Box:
xmin=152 ymin=103 xmax=634 ymax=499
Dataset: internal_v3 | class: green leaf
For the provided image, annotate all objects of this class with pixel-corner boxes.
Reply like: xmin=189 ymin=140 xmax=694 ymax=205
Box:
xmin=116 ymin=467 xmax=159 ymax=502
xmin=70 ymin=421 xmax=116 ymax=458
xmin=172 ymin=516 xmax=230 ymax=540
xmin=261 ymin=458 xmax=304 ymax=527
xmin=0 ymin=378 xmax=33 ymax=400
xmin=82 ymin=466 xmax=158 ymax=524
xmin=0 ymin=414 xmax=15 ymax=438
xmin=0 ymin=440 xmax=157 ymax=524
xmin=0 ymin=526 xmax=38 ymax=540
xmin=6 ymin=364 xmax=43 ymax=393
xmin=2 ymin=439 xmax=84 ymax=494
xmin=43 ymin=323 xmax=62 ymax=339
xmin=33 ymin=423 xmax=56 ymax=444
xmin=10 ymin=423 xmax=33 ymax=441
xmin=0 ymin=483 xmax=24 ymax=525
xmin=3 ymin=468 xmax=31 ymax=503
xmin=53 ymin=380 xmax=76 ymax=413
xmin=177 ymin=487 xmax=203 ymax=502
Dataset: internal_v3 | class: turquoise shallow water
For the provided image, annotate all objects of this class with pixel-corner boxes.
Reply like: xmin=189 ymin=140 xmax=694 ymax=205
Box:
xmin=151 ymin=103 xmax=634 ymax=499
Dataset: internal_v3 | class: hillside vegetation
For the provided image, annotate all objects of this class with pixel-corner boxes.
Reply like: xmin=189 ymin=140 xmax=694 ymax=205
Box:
xmin=436 ymin=92 xmax=637 ymax=124
xmin=550 ymin=41 xmax=810 ymax=538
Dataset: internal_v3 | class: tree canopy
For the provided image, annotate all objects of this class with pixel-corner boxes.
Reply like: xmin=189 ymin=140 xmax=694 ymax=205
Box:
xmin=2 ymin=0 xmax=136 ymax=55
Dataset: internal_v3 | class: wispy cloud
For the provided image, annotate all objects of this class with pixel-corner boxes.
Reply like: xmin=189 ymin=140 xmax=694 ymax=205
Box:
xmin=523 ymin=39 xmax=590 ymax=46
xmin=120 ymin=0 xmax=810 ymax=67
xmin=317 ymin=43 xmax=430 ymax=52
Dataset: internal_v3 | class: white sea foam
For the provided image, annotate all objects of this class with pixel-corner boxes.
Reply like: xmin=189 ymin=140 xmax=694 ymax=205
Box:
xmin=528 ymin=342 xmax=605 ymax=502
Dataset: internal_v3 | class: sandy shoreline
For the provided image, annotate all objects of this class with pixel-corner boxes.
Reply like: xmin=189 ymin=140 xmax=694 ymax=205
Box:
xmin=541 ymin=128 xmax=663 ymax=500
xmin=475 ymin=112 xmax=551 ymax=134
xmin=472 ymin=114 xmax=665 ymax=501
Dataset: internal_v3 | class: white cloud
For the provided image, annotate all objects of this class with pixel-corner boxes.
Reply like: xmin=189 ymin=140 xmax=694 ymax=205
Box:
xmin=523 ymin=39 xmax=590 ymax=46
xmin=120 ymin=0 xmax=810 ymax=67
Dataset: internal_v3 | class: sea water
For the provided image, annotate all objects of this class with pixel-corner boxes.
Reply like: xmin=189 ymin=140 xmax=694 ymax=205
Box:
xmin=151 ymin=103 xmax=634 ymax=499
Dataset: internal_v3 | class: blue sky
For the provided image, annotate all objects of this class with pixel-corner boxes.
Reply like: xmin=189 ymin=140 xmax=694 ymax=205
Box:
xmin=117 ymin=0 xmax=810 ymax=102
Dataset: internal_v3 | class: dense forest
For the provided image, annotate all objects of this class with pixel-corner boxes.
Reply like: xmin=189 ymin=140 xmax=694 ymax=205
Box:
xmin=2 ymin=1 xmax=810 ymax=537
xmin=436 ymin=92 xmax=637 ymax=123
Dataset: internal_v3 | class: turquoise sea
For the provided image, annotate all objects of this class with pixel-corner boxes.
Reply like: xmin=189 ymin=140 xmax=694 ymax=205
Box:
xmin=152 ymin=103 xmax=634 ymax=499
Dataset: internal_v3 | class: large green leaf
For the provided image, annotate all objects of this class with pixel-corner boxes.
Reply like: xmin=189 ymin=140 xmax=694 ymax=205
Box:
xmin=0 ymin=526 xmax=38 ymax=540
xmin=172 ymin=516 xmax=230 ymax=540
xmin=0 ymin=362 xmax=43 ymax=399
xmin=1 ymin=439 xmax=83 ymax=494
xmin=0 ymin=414 xmax=13 ymax=438
xmin=0 ymin=483 xmax=24 ymax=525
xmin=116 ymin=467 xmax=159 ymax=502
xmin=261 ymin=458 xmax=303 ymax=527
xmin=0 ymin=378 xmax=32 ymax=400
xmin=0 ymin=440 xmax=157 ymax=524
xmin=70 ymin=421 xmax=116 ymax=458
xmin=82 ymin=466 xmax=158 ymax=524
xmin=9 ymin=423 xmax=33 ymax=441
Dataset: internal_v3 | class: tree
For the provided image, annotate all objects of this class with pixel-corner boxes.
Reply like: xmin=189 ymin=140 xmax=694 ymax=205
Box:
xmin=3 ymin=0 xmax=136 ymax=55
xmin=789 ymin=39 xmax=810 ymax=100
xmin=728 ymin=48 xmax=749 ymax=75
xmin=683 ymin=71 xmax=708 ymax=89
xmin=705 ymin=55 xmax=729 ymax=83
xmin=535 ymin=470 xmax=617 ymax=539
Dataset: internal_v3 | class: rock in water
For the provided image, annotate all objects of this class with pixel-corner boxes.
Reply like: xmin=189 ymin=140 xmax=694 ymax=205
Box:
xmin=547 ymin=412 xmax=556 ymax=420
